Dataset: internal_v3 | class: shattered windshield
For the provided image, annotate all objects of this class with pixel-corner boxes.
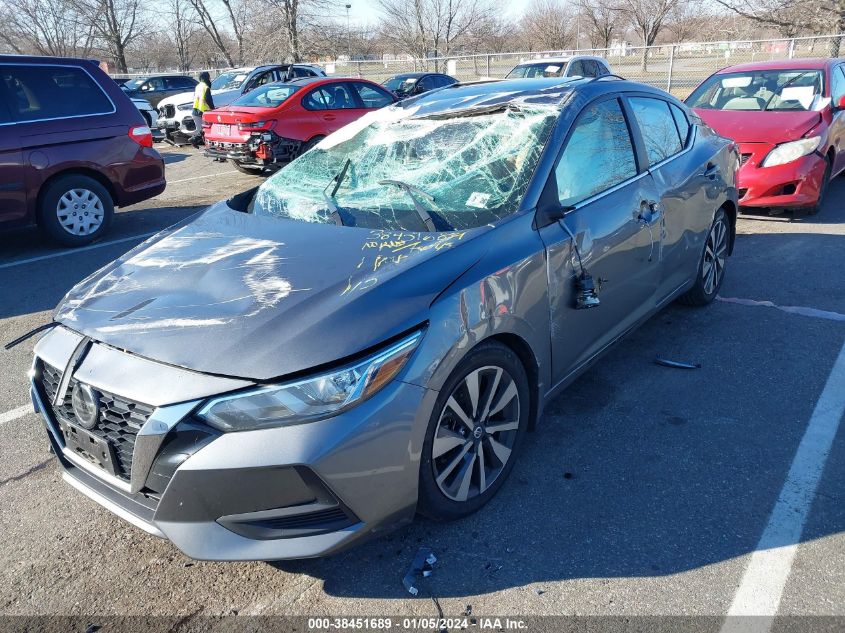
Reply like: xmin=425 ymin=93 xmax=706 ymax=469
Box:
xmin=249 ymin=104 xmax=558 ymax=231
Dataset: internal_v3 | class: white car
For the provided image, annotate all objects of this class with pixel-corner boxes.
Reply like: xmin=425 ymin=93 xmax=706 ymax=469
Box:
xmin=506 ymin=55 xmax=612 ymax=79
xmin=156 ymin=64 xmax=325 ymax=144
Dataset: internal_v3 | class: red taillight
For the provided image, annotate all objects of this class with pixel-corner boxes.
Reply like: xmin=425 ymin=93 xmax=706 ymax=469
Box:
xmin=237 ymin=120 xmax=274 ymax=132
xmin=128 ymin=125 xmax=153 ymax=148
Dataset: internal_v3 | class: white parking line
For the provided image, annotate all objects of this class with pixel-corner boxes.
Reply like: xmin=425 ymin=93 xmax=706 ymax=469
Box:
xmin=167 ymin=171 xmax=239 ymax=184
xmin=718 ymin=296 xmax=845 ymax=322
xmin=721 ymin=339 xmax=845 ymax=632
xmin=0 ymin=405 xmax=32 ymax=428
xmin=0 ymin=232 xmax=157 ymax=270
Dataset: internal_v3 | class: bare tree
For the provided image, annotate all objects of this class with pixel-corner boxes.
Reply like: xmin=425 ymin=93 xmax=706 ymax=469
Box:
xmin=0 ymin=0 xmax=94 ymax=57
xmin=617 ymin=0 xmax=680 ymax=70
xmin=713 ymin=0 xmax=845 ymax=53
xmin=665 ymin=2 xmax=712 ymax=43
xmin=378 ymin=0 xmax=491 ymax=69
xmin=519 ymin=0 xmax=575 ymax=51
xmin=189 ymin=0 xmax=242 ymax=66
xmin=70 ymin=0 xmax=145 ymax=72
xmin=168 ymin=0 xmax=199 ymax=71
xmin=581 ymin=0 xmax=621 ymax=49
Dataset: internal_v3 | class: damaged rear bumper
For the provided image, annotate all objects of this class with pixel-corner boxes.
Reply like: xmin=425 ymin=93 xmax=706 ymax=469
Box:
xmin=205 ymin=135 xmax=303 ymax=165
xmin=31 ymin=326 xmax=425 ymax=561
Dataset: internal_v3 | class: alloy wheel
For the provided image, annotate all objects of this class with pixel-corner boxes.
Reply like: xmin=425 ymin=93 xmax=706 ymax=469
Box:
xmin=432 ymin=365 xmax=521 ymax=502
xmin=702 ymin=215 xmax=728 ymax=295
xmin=56 ymin=189 xmax=105 ymax=236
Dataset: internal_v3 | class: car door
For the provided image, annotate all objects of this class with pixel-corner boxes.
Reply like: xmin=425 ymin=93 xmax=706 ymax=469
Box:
xmin=301 ymin=83 xmax=359 ymax=134
xmin=538 ymin=95 xmax=663 ymax=382
xmin=625 ymin=95 xmax=697 ymax=299
xmin=829 ymin=64 xmax=845 ymax=176
xmin=0 ymin=87 xmax=26 ymax=225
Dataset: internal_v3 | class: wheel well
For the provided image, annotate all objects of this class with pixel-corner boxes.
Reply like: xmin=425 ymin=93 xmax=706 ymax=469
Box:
xmin=35 ymin=168 xmax=116 ymax=225
xmin=486 ymin=333 xmax=541 ymax=431
xmin=720 ymin=199 xmax=737 ymax=255
xmin=827 ymin=146 xmax=835 ymax=163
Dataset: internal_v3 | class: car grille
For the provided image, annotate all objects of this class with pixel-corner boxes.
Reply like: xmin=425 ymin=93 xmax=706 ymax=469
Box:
xmin=740 ymin=153 xmax=752 ymax=167
xmin=39 ymin=362 xmax=155 ymax=481
xmin=160 ymin=104 xmax=175 ymax=119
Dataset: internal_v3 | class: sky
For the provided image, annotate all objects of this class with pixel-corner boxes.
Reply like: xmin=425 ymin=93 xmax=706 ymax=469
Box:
xmin=343 ymin=0 xmax=532 ymax=26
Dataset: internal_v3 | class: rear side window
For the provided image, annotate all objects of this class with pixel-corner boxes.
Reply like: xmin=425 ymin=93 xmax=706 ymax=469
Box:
xmin=670 ymin=104 xmax=691 ymax=146
xmin=167 ymin=76 xmax=195 ymax=89
xmin=0 ymin=95 xmax=11 ymax=124
xmin=0 ymin=64 xmax=113 ymax=122
xmin=555 ymin=98 xmax=637 ymax=206
xmin=352 ymin=83 xmax=393 ymax=108
xmin=434 ymin=75 xmax=455 ymax=88
xmin=581 ymin=60 xmax=599 ymax=77
xmin=628 ymin=97 xmax=683 ymax=165
xmin=302 ymin=84 xmax=357 ymax=110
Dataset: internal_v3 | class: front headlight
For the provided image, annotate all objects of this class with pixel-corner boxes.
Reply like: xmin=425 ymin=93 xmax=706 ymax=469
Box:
xmin=197 ymin=330 xmax=423 ymax=431
xmin=760 ymin=136 xmax=821 ymax=168
xmin=177 ymin=102 xmax=193 ymax=111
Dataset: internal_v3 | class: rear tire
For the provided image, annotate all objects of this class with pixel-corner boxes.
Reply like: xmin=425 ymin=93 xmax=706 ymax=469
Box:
xmin=298 ymin=135 xmax=325 ymax=157
xmin=418 ymin=341 xmax=529 ymax=521
xmin=38 ymin=175 xmax=113 ymax=247
xmin=806 ymin=157 xmax=830 ymax=216
xmin=678 ymin=208 xmax=729 ymax=307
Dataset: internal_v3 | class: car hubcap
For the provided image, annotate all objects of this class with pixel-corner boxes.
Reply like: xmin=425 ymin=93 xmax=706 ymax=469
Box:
xmin=432 ymin=365 xmax=520 ymax=502
xmin=702 ymin=217 xmax=728 ymax=295
xmin=57 ymin=189 xmax=104 ymax=236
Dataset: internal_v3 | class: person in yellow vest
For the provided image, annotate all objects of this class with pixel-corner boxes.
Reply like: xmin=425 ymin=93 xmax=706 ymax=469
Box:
xmin=190 ymin=71 xmax=215 ymax=148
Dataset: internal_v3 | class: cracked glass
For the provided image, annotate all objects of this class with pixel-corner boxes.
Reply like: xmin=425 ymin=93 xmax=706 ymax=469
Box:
xmin=249 ymin=104 xmax=558 ymax=231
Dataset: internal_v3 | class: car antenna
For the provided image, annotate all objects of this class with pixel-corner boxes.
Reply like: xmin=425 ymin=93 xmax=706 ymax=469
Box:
xmin=558 ymin=217 xmax=600 ymax=309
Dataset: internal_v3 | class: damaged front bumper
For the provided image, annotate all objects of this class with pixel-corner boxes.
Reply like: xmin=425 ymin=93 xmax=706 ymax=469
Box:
xmin=31 ymin=326 xmax=425 ymax=560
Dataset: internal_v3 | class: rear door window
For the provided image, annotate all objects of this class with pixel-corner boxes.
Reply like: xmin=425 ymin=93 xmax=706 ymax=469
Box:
xmin=302 ymin=84 xmax=357 ymax=110
xmin=0 ymin=64 xmax=113 ymax=122
xmin=555 ymin=98 xmax=638 ymax=205
xmin=628 ymin=97 xmax=683 ymax=165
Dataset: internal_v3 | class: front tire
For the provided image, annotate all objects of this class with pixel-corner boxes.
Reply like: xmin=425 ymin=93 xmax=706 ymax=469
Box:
xmin=38 ymin=175 xmax=113 ymax=246
xmin=678 ymin=208 xmax=729 ymax=307
xmin=418 ymin=341 xmax=529 ymax=521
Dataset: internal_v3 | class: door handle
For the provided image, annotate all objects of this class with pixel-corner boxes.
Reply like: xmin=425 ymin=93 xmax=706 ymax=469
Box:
xmin=703 ymin=163 xmax=718 ymax=179
xmin=322 ymin=114 xmax=336 ymax=121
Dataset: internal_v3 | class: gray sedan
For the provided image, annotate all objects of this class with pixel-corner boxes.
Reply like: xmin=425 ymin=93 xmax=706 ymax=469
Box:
xmin=31 ymin=77 xmax=738 ymax=560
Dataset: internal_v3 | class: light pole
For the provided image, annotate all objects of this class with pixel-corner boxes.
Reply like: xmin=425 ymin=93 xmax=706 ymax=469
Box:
xmin=345 ymin=4 xmax=352 ymax=61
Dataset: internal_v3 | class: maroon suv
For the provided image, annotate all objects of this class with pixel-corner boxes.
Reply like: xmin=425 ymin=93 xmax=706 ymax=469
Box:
xmin=0 ymin=56 xmax=166 ymax=246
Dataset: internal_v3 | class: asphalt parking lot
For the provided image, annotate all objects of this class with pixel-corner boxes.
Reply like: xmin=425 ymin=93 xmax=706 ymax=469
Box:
xmin=0 ymin=145 xmax=843 ymax=627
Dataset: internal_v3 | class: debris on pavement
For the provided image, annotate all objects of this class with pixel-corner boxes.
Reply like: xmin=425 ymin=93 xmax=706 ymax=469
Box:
xmin=403 ymin=547 xmax=437 ymax=595
xmin=654 ymin=357 xmax=702 ymax=370
xmin=534 ymin=588 xmax=546 ymax=596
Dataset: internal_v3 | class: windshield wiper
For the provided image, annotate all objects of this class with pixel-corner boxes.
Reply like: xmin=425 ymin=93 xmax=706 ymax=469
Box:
xmin=322 ymin=158 xmax=353 ymax=226
xmin=378 ymin=179 xmax=438 ymax=231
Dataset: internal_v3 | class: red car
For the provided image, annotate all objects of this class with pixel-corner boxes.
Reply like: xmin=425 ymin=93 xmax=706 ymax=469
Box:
xmin=0 ymin=56 xmax=165 ymax=246
xmin=686 ymin=58 xmax=845 ymax=214
xmin=203 ymin=76 xmax=396 ymax=173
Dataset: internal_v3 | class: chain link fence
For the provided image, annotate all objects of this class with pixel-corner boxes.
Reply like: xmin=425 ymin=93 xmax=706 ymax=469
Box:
xmin=113 ymin=34 xmax=845 ymax=99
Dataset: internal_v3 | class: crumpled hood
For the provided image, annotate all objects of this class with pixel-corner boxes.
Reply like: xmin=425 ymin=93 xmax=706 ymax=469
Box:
xmin=694 ymin=108 xmax=821 ymax=143
xmin=55 ymin=203 xmax=486 ymax=380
